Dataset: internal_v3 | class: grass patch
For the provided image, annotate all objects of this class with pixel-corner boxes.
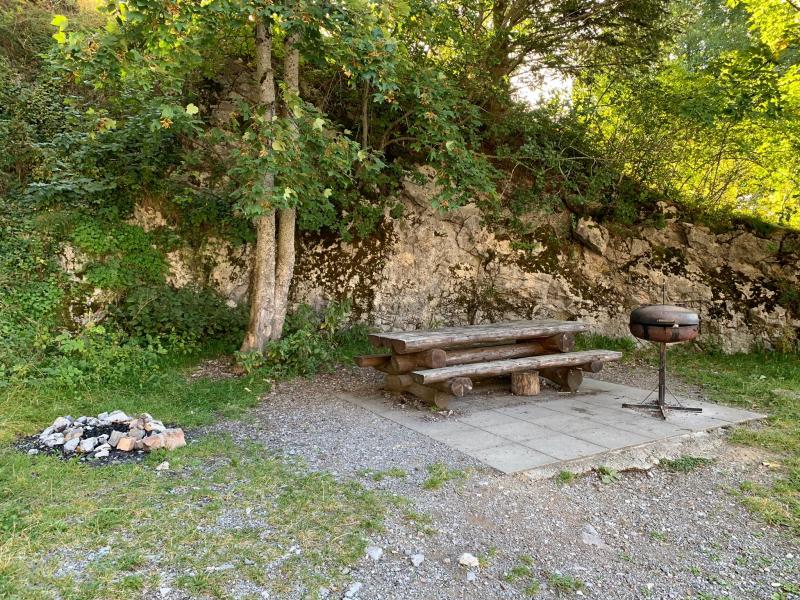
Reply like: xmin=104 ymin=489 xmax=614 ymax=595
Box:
xmin=0 ymin=350 xmax=271 ymax=445
xmin=546 ymin=572 xmax=584 ymax=594
xmin=659 ymin=455 xmax=714 ymax=473
xmin=556 ymin=470 xmax=578 ymax=485
xmin=575 ymin=333 xmax=637 ymax=358
xmin=357 ymin=467 xmax=407 ymax=482
xmin=422 ymin=462 xmax=467 ymax=490
xmin=669 ymin=348 xmax=799 ymax=534
xmin=0 ymin=434 xmax=385 ymax=598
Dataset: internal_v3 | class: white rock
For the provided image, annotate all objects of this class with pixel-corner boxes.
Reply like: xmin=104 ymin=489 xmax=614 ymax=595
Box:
xmin=410 ymin=553 xmax=424 ymax=567
xmin=64 ymin=427 xmax=83 ymax=442
xmin=76 ymin=416 xmax=87 ymax=425
xmin=580 ymin=523 xmax=610 ymax=549
xmin=106 ymin=410 xmax=131 ymax=423
xmin=27 ymin=448 xmax=39 ymax=455
xmin=51 ymin=416 xmax=71 ymax=432
xmin=458 ymin=553 xmax=480 ymax=568
xmin=108 ymin=430 xmax=125 ymax=448
xmin=467 ymin=571 xmax=477 ymax=582
xmin=98 ymin=412 xmax=109 ymax=420
xmin=95 ymin=443 xmax=111 ymax=451
xmin=365 ymin=546 xmax=383 ymax=561
xmin=79 ymin=437 xmax=98 ymax=453
xmin=38 ymin=427 xmax=54 ymax=440
xmin=94 ymin=449 xmax=109 ymax=459
xmin=155 ymin=461 xmax=170 ymax=471
xmin=344 ymin=582 xmax=363 ymax=598
xmin=63 ymin=438 xmax=80 ymax=453
xmin=43 ymin=433 xmax=64 ymax=447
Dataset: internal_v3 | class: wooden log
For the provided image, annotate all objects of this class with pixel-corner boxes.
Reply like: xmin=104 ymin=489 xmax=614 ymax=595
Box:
xmin=580 ymin=360 xmax=604 ymax=373
xmin=411 ymin=350 xmax=623 ymax=384
xmin=443 ymin=335 xmax=572 ymax=366
xmin=540 ymin=367 xmax=583 ymax=392
xmin=369 ymin=320 xmax=589 ymax=354
xmin=407 ymin=383 xmax=452 ymax=409
xmin=390 ymin=348 xmax=446 ymax=372
xmin=511 ymin=371 xmax=540 ymax=396
xmin=432 ymin=377 xmax=473 ymax=397
xmin=384 ymin=374 xmax=414 ymax=389
xmin=354 ymin=354 xmax=391 ymax=368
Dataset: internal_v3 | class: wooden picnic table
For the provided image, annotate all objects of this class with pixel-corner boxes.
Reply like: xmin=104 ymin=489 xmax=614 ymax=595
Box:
xmin=356 ymin=320 xmax=622 ymax=409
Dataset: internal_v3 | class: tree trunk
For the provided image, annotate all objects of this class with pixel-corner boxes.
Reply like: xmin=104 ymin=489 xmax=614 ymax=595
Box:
xmin=241 ymin=20 xmax=278 ymax=353
xmin=271 ymin=32 xmax=300 ymax=340
xmin=361 ymin=79 xmax=369 ymax=148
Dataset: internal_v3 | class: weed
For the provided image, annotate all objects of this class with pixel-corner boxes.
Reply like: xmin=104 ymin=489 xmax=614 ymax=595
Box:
xmin=597 ymin=465 xmax=620 ymax=484
xmin=556 ymin=470 xmax=577 ymax=485
xmin=546 ymin=572 xmax=584 ymax=593
xmin=659 ymin=455 xmax=713 ymax=473
xmin=650 ymin=530 xmax=667 ymax=542
xmin=422 ymin=462 xmax=467 ymax=490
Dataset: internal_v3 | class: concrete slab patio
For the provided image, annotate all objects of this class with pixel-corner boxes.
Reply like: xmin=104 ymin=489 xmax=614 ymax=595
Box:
xmin=341 ymin=378 xmax=766 ymax=476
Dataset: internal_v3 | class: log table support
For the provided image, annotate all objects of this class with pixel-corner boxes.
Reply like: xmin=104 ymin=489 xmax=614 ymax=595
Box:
xmin=357 ymin=320 xmax=621 ymax=408
xmin=511 ymin=371 xmax=540 ymax=396
xmin=540 ymin=367 xmax=583 ymax=392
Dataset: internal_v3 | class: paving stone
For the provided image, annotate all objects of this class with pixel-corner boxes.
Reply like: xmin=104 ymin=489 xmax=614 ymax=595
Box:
xmin=456 ymin=410 xmax=518 ymax=428
xmin=469 ymin=443 xmax=556 ymax=473
xmin=480 ymin=420 xmax=556 ymax=443
xmin=522 ymin=433 xmax=607 ymax=460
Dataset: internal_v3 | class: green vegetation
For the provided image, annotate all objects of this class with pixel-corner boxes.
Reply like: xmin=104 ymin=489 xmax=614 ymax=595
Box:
xmin=660 ymin=455 xmax=714 ymax=473
xmin=596 ymin=465 xmax=621 ymax=484
xmin=547 ymin=572 xmax=585 ymax=594
xmin=556 ymin=470 xmax=578 ymax=485
xmin=422 ymin=462 xmax=468 ymax=491
xmin=0 ymin=435 xmax=384 ymax=598
xmin=670 ymin=349 xmax=800 ymax=534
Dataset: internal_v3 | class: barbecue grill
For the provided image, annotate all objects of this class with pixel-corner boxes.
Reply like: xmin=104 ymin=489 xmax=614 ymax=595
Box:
xmin=623 ymin=303 xmax=703 ymax=419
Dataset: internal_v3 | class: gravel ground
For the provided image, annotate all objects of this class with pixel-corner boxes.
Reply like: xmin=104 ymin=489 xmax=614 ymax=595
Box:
xmin=206 ymin=366 xmax=799 ymax=600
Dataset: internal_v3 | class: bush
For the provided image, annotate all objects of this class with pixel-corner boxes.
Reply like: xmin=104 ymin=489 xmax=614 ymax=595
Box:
xmin=236 ymin=302 xmax=371 ymax=377
xmin=112 ymin=285 xmax=247 ymax=350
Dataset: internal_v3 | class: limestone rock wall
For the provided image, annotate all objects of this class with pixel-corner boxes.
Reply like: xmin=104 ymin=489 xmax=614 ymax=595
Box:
xmin=130 ymin=178 xmax=799 ymax=353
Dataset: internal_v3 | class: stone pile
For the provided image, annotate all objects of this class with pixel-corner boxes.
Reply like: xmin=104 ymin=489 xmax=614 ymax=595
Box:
xmin=31 ymin=410 xmax=185 ymax=460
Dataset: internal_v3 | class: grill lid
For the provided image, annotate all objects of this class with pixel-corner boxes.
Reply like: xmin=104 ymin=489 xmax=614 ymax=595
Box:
xmin=630 ymin=304 xmax=699 ymax=327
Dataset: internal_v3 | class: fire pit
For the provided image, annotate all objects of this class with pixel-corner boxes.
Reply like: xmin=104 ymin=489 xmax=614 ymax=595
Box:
xmin=623 ymin=304 xmax=703 ymax=419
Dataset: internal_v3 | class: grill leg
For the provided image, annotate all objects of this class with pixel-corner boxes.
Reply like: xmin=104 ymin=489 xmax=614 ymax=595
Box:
xmin=658 ymin=342 xmax=667 ymax=419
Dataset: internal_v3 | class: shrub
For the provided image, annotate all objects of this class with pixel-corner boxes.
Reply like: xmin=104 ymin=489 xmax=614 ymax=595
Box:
xmin=112 ymin=285 xmax=247 ymax=350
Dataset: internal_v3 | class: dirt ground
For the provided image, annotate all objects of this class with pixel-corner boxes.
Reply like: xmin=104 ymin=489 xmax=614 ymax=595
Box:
xmin=205 ymin=365 xmax=799 ymax=600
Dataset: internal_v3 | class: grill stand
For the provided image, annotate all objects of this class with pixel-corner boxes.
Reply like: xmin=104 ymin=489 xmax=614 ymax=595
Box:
xmin=621 ymin=342 xmax=703 ymax=420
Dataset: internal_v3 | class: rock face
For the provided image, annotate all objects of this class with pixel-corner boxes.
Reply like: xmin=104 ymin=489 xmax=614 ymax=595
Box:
xmin=106 ymin=173 xmax=800 ymax=353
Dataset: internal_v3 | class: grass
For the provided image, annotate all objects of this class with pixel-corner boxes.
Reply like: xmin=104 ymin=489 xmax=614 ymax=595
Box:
xmin=659 ymin=455 xmax=714 ymax=473
xmin=669 ymin=348 xmax=800 ymax=534
xmin=0 ymin=351 xmax=271 ymax=445
xmin=556 ymin=470 xmax=577 ymax=485
xmin=580 ymin=334 xmax=799 ymax=535
xmin=0 ymin=435 xmax=385 ymax=598
xmin=596 ymin=465 xmax=620 ymax=484
xmin=0 ymin=335 xmax=389 ymax=599
xmin=546 ymin=572 xmax=584 ymax=594
xmin=422 ymin=462 xmax=467 ymax=490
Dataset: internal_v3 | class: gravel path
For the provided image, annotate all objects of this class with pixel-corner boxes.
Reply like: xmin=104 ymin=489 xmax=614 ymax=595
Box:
xmin=209 ymin=366 xmax=798 ymax=600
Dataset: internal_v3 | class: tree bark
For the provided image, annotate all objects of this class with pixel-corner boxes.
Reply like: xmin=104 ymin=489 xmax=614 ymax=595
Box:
xmin=241 ymin=20 xmax=278 ymax=353
xmin=271 ymin=32 xmax=300 ymax=340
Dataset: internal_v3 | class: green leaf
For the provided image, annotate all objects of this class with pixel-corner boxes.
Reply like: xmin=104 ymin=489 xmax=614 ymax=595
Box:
xmin=52 ymin=31 xmax=67 ymax=44
xmin=323 ymin=188 xmax=333 ymax=198
xmin=445 ymin=140 xmax=456 ymax=151
xmin=185 ymin=103 xmax=199 ymax=116
xmin=313 ymin=117 xmax=325 ymax=131
xmin=272 ymin=139 xmax=285 ymax=152
xmin=357 ymin=150 xmax=368 ymax=161
xmin=51 ymin=14 xmax=69 ymax=28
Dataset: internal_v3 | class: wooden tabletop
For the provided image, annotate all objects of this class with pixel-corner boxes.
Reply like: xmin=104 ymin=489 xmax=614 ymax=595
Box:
xmin=368 ymin=320 xmax=589 ymax=354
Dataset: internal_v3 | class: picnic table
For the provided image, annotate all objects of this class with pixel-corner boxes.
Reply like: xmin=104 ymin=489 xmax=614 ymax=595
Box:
xmin=356 ymin=320 xmax=622 ymax=409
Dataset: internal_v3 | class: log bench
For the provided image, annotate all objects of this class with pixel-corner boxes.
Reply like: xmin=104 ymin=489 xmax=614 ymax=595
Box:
xmin=355 ymin=320 xmax=622 ymax=409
